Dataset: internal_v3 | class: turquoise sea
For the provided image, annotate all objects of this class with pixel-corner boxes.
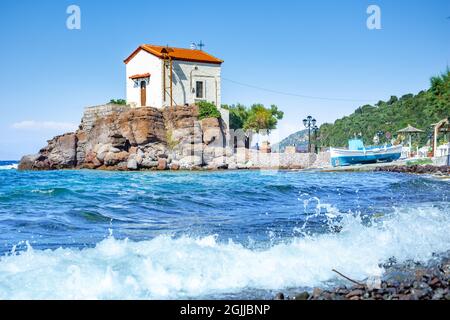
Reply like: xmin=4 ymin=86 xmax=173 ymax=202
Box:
xmin=0 ymin=161 xmax=449 ymax=299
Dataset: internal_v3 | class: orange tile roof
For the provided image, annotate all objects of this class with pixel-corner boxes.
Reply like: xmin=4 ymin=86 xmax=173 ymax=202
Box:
xmin=129 ymin=73 xmax=151 ymax=79
xmin=124 ymin=44 xmax=223 ymax=65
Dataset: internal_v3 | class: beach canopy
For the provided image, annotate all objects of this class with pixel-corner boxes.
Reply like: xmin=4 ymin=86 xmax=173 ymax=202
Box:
xmin=397 ymin=124 xmax=424 ymax=133
xmin=397 ymin=124 xmax=424 ymax=157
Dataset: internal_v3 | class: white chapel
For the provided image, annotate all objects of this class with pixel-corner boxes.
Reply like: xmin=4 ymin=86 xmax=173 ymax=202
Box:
xmin=124 ymin=44 xmax=223 ymax=109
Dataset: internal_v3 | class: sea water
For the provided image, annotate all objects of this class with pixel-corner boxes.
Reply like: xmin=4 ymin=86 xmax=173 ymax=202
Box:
xmin=0 ymin=162 xmax=449 ymax=299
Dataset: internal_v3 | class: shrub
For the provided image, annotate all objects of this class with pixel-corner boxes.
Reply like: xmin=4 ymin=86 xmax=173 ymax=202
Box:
xmin=110 ymin=99 xmax=127 ymax=105
xmin=197 ymin=101 xmax=221 ymax=120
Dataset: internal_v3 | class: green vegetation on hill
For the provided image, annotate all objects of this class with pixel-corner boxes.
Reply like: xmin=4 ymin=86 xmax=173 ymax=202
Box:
xmin=319 ymin=70 xmax=450 ymax=147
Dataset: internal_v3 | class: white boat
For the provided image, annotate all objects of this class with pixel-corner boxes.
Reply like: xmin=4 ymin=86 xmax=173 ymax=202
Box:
xmin=331 ymin=139 xmax=402 ymax=167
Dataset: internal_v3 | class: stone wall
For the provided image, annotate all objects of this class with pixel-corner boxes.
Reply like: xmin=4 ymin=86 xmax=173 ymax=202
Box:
xmin=223 ymin=149 xmax=331 ymax=170
xmin=81 ymin=104 xmax=130 ymax=132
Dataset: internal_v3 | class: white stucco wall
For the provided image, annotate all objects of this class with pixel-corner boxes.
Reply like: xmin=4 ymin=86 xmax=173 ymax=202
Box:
xmin=169 ymin=60 xmax=221 ymax=107
xmin=126 ymin=50 xmax=222 ymax=109
xmin=125 ymin=50 xmax=163 ymax=108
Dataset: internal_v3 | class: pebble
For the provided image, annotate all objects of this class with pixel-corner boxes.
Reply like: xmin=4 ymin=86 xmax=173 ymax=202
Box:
xmin=274 ymin=292 xmax=284 ymax=300
xmin=293 ymin=292 xmax=309 ymax=300
xmin=279 ymin=255 xmax=450 ymax=301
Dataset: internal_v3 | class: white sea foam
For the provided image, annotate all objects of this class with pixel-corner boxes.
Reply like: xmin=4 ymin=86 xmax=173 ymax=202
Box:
xmin=0 ymin=164 xmax=18 ymax=170
xmin=0 ymin=205 xmax=449 ymax=299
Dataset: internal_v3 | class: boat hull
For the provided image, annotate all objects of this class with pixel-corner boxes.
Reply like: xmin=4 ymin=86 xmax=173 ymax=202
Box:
xmin=330 ymin=145 xmax=402 ymax=167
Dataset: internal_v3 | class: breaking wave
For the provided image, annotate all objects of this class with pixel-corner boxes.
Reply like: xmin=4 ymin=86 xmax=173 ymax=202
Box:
xmin=0 ymin=204 xmax=449 ymax=299
xmin=0 ymin=163 xmax=18 ymax=170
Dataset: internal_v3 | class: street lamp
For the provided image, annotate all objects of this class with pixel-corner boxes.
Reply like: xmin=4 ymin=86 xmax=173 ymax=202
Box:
xmin=376 ymin=131 xmax=384 ymax=145
xmin=303 ymin=116 xmax=317 ymax=153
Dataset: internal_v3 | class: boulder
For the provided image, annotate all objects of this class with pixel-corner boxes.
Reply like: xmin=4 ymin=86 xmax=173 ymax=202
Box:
xmin=141 ymin=159 xmax=158 ymax=169
xmin=104 ymin=151 xmax=129 ymax=166
xmin=96 ymin=144 xmax=111 ymax=162
xmin=170 ymin=162 xmax=180 ymax=171
xmin=179 ymin=156 xmax=203 ymax=169
xmin=48 ymin=133 xmax=77 ymax=167
xmin=18 ymin=154 xmax=39 ymax=170
xmin=127 ymin=159 xmax=138 ymax=170
xmin=118 ymin=108 xmax=166 ymax=145
xmin=157 ymin=158 xmax=168 ymax=170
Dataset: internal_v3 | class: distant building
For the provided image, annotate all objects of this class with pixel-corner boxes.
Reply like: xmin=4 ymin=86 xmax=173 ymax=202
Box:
xmin=285 ymin=146 xmax=297 ymax=154
xmin=124 ymin=44 xmax=223 ymax=109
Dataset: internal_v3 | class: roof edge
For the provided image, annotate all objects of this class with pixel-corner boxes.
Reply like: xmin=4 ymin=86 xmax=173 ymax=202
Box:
xmin=124 ymin=45 xmax=224 ymax=65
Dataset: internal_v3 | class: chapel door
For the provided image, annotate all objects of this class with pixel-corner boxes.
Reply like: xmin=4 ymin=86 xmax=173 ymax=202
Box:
xmin=140 ymin=81 xmax=147 ymax=106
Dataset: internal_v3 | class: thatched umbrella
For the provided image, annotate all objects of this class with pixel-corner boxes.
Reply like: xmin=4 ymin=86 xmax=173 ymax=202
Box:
xmin=397 ymin=124 xmax=424 ymax=156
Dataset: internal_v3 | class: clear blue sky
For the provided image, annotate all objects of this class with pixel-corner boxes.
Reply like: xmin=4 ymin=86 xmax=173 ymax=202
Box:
xmin=0 ymin=0 xmax=449 ymax=160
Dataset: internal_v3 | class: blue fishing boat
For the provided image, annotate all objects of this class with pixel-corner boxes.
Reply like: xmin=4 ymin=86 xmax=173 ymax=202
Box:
xmin=330 ymin=139 xmax=402 ymax=167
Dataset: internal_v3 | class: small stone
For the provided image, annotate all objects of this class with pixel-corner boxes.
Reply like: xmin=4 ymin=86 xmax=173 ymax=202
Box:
xmin=410 ymin=289 xmax=427 ymax=298
xmin=336 ymin=287 xmax=349 ymax=295
xmin=430 ymin=277 xmax=441 ymax=287
xmin=432 ymin=288 xmax=445 ymax=300
xmin=293 ymin=292 xmax=309 ymax=300
xmin=274 ymin=292 xmax=284 ymax=300
xmin=346 ymin=289 xmax=364 ymax=299
xmin=312 ymin=288 xmax=322 ymax=298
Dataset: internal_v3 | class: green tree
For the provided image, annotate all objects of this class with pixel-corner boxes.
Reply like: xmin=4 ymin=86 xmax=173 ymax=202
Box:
xmin=222 ymin=104 xmax=249 ymax=130
xmin=243 ymin=104 xmax=284 ymax=134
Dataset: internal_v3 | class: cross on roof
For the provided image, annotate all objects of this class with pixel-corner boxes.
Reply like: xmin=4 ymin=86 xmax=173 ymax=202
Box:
xmin=196 ymin=41 xmax=205 ymax=51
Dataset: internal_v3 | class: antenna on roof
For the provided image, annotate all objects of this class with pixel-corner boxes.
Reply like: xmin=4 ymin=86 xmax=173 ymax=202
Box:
xmin=196 ymin=41 xmax=205 ymax=51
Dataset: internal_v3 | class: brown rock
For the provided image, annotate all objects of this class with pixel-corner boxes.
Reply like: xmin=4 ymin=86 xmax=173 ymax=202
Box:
xmin=293 ymin=292 xmax=309 ymax=300
xmin=18 ymin=154 xmax=39 ymax=170
xmin=129 ymin=146 xmax=138 ymax=155
xmin=118 ymin=108 xmax=166 ymax=145
xmin=430 ymin=277 xmax=441 ymax=287
xmin=157 ymin=158 xmax=168 ymax=170
xmin=104 ymin=151 xmax=129 ymax=166
xmin=346 ymin=289 xmax=364 ymax=299
xmin=312 ymin=287 xmax=322 ymax=298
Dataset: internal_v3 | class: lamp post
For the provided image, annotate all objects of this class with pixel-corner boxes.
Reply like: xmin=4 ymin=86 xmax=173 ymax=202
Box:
xmin=376 ymin=131 xmax=384 ymax=145
xmin=303 ymin=116 xmax=317 ymax=153
xmin=312 ymin=125 xmax=319 ymax=153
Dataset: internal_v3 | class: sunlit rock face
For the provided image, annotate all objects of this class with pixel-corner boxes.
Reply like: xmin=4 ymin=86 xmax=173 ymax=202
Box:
xmin=19 ymin=105 xmax=229 ymax=171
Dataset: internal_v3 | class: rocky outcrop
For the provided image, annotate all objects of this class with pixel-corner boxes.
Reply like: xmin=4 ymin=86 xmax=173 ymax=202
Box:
xmin=374 ymin=165 xmax=450 ymax=175
xmin=19 ymin=133 xmax=77 ymax=170
xmin=19 ymin=104 xmax=230 ymax=171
